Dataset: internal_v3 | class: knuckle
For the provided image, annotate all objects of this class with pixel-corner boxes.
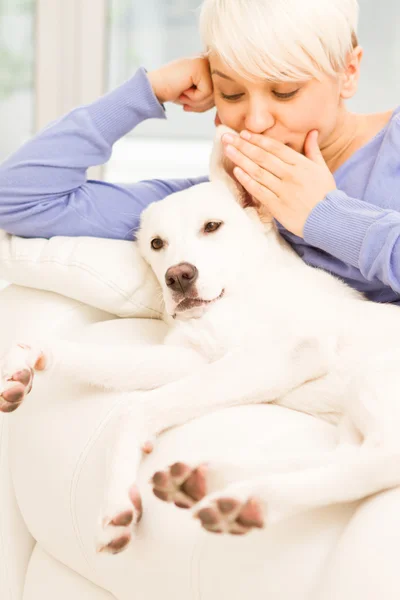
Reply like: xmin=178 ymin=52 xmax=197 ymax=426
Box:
xmin=254 ymin=148 xmax=265 ymax=165
xmin=235 ymin=137 xmax=245 ymax=151
xmin=253 ymin=165 xmax=264 ymax=180
xmin=265 ymin=136 xmax=276 ymax=147
xmin=248 ymin=178 xmax=260 ymax=192
xmin=252 ymin=134 xmax=264 ymax=147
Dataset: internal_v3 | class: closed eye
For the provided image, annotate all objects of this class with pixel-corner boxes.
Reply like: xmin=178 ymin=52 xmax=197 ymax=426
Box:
xmin=273 ymin=90 xmax=299 ymax=99
xmin=220 ymin=90 xmax=299 ymax=101
xmin=220 ymin=92 xmax=244 ymax=102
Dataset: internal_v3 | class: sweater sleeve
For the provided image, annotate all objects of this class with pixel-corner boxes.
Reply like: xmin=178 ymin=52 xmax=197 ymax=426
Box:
xmin=303 ymin=189 xmax=400 ymax=293
xmin=0 ymin=67 xmax=207 ymax=240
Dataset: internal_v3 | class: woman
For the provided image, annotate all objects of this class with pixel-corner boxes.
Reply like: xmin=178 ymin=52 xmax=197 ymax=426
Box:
xmin=0 ymin=0 xmax=399 ymax=304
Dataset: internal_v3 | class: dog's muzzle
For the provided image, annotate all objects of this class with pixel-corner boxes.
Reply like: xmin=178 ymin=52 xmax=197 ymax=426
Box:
xmin=165 ymin=262 xmax=224 ymax=317
xmin=165 ymin=262 xmax=198 ymax=294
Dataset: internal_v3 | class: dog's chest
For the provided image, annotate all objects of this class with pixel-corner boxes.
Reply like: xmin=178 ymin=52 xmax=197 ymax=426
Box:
xmin=177 ymin=320 xmax=231 ymax=361
xmin=170 ymin=308 xmax=261 ymax=362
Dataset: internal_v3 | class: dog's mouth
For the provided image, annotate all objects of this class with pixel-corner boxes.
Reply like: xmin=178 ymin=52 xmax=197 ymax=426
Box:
xmin=174 ymin=289 xmax=225 ymax=314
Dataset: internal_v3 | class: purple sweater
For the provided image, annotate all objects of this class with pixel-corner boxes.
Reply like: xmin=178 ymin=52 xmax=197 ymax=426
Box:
xmin=0 ymin=67 xmax=400 ymax=305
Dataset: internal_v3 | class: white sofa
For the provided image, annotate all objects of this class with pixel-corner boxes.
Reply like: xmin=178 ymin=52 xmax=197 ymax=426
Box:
xmin=1 ymin=233 xmax=400 ymax=599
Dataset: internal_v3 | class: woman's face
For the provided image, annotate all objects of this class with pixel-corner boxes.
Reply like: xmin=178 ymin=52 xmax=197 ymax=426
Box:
xmin=209 ymin=53 xmax=352 ymax=155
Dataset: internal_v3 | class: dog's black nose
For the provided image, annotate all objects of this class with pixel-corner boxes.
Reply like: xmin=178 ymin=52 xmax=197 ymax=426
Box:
xmin=165 ymin=263 xmax=198 ymax=293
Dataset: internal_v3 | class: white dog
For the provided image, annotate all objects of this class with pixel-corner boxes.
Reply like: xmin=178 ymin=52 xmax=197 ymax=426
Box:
xmin=2 ymin=126 xmax=400 ymax=555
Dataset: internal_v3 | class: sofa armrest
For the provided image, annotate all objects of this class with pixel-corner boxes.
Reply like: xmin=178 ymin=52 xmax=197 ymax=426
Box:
xmin=0 ymin=415 xmax=36 ymax=600
xmin=0 ymin=284 xmax=117 ymax=599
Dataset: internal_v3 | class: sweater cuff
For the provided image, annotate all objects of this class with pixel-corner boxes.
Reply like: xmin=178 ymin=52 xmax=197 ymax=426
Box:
xmin=303 ymin=189 xmax=389 ymax=268
xmin=87 ymin=67 xmax=166 ymax=146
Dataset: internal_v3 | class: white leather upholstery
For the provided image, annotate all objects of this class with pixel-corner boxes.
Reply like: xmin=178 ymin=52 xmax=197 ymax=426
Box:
xmin=1 ymin=284 xmax=400 ymax=600
xmin=0 ymin=230 xmax=161 ymax=318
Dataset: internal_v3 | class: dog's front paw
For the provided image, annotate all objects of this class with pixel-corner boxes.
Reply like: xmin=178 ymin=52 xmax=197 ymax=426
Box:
xmin=0 ymin=343 xmax=47 ymax=413
xmin=193 ymin=486 xmax=265 ymax=535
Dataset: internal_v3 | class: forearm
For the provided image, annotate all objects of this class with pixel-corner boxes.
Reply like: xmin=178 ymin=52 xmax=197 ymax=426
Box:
xmin=0 ymin=68 xmax=164 ymax=191
xmin=0 ymin=64 xmax=206 ymax=240
xmin=0 ymin=68 xmax=168 ymax=238
xmin=303 ymin=190 xmax=400 ymax=293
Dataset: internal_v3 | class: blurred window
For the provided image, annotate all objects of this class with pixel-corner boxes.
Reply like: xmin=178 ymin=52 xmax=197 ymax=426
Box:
xmin=0 ymin=0 xmax=35 ymax=161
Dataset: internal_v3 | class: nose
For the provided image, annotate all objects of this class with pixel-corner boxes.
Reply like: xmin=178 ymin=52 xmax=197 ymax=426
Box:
xmin=244 ymin=99 xmax=275 ymax=134
xmin=165 ymin=263 xmax=198 ymax=293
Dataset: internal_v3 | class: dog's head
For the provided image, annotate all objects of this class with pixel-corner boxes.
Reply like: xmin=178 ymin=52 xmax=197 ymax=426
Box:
xmin=137 ymin=126 xmax=275 ymax=321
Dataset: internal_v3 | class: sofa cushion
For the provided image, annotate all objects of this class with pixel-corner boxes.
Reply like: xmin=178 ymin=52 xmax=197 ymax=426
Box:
xmin=0 ymin=230 xmax=162 ymax=318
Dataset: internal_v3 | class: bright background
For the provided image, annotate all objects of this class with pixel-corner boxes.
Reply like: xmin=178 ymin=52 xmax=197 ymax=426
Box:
xmin=1 ymin=0 xmax=400 ymax=187
xmin=1 ymin=0 xmax=399 ymax=291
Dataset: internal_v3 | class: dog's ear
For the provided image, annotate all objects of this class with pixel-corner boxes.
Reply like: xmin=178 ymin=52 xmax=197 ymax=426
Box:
xmin=209 ymin=125 xmax=274 ymax=224
xmin=209 ymin=125 xmax=253 ymax=207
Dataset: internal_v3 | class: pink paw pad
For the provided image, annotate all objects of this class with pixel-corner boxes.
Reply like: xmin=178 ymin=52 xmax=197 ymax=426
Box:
xmin=195 ymin=496 xmax=265 ymax=535
xmin=1 ymin=344 xmax=46 ymax=413
xmin=96 ymin=484 xmax=143 ymax=555
xmin=98 ymin=533 xmax=132 ymax=555
xmin=151 ymin=462 xmax=208 ymax=508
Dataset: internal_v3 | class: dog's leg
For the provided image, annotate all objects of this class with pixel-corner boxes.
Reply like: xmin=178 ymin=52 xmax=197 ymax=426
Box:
xmin=95 ymin=335 xmax=330 ymax=550
xmin=96 ymin=405 xmax=150 ymax=555
xmin=0 ymin=341 xmax=206 ymax=410
xmin=192 ymin=445 xmax=400 ymax=535
xmin=151 ymin=450 xmax=339 ymax=510
xmin=137 ymin=335 xmax=333 ymax=438
xmin=46 ymin=340 xmax=207 ymax=390
xmin=150 ymin=414 xmax=361 ymax=511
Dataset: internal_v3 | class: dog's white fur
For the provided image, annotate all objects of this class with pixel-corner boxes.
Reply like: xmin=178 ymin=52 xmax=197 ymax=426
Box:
xmin=3 ymin=126 xmax=400 ymax=550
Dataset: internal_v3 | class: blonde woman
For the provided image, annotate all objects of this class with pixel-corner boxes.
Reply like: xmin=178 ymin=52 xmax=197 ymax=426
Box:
xmin=0 ymin=0 xmax=398 ymax=305
xmin=0 ymin=1 xmax=399 ymax=594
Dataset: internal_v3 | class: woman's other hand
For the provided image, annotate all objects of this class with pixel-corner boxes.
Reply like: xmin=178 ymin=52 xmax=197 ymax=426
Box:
xmin=148 ymin=56 xmax=215 ymax=113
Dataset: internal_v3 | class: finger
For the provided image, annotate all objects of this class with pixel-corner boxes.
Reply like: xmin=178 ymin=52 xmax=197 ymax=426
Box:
xmin=183 ymin=105 xmax=214 ymax=113
xmin=181 ymin=85 xmax=213 ymax=103
xmin=180 ymin=86 xmax=205 ymax=100
xmin=239 ymin=132 xmax=299 ymax=166
xmin=182 ymin=100 xmax=215 ymax=113
xmin=224 ymin=144 xmax=282 ymax=196
xmin=179 ymin=92 xmax=214 ymax=108
xmin=192 ymin=62 xmax=214 ymax=96
xmin=223 ymin=134 xmax=288 ymax=180
xmin=179 ymin=96 xmax=214 ymax=109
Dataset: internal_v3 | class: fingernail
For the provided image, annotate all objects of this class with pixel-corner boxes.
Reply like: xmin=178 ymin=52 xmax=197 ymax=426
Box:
xmin=240 ymin=130 xmax=251 ymax=140
xmin=222 ymin=134 xmax=234 ymax=144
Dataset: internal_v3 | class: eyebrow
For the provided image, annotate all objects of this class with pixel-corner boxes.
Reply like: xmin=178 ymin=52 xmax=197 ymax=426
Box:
xmin=210 ymin=69 xmax=235 ymax=81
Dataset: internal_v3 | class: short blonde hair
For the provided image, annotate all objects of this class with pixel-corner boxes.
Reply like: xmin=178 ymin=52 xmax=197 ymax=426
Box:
xmin=199 ymin=0 xmax=359 ymax=82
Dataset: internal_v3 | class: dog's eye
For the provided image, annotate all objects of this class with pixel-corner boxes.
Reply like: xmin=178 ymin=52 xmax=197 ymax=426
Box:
xmin=151 ymin=238 xmax=164 ymax=250
xmin=204 ymin=221 xmax=222 ymax=233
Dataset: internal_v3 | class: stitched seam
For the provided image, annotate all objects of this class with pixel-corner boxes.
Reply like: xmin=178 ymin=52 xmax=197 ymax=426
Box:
xmin=0 ymin=256 xmax=163 ymax=316
xmin=190 ymin=533 xmax=203 ymax=600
